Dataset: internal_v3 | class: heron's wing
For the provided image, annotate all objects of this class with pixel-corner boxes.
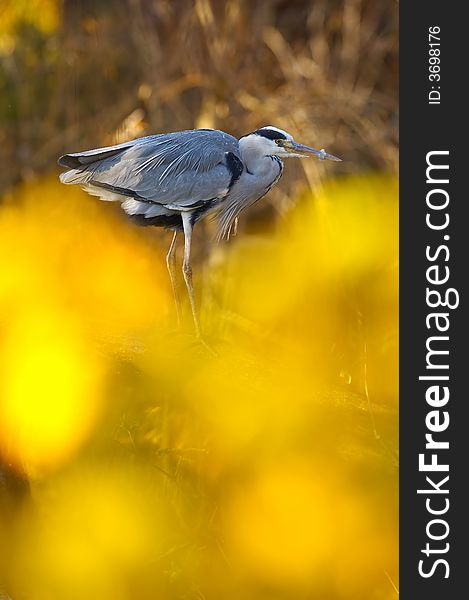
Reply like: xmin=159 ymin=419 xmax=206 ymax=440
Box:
xmin=57 ymin=135 xmax=158 ymax=168
xmin=59 ymin=130 xmax=242 ymax=209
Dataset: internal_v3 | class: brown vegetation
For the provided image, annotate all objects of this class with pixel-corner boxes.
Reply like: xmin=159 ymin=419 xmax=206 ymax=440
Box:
xmin=1 ymin=0 xmax=397 ymax=194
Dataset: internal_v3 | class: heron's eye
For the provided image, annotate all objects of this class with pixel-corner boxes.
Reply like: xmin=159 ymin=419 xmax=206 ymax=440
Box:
xmin=275 ymin=139 xmax=283 ymax=146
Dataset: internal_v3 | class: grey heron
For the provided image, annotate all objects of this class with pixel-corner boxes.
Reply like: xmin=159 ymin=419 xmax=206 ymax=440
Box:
xmin=58 ymin=126 xmax=341 ymax=336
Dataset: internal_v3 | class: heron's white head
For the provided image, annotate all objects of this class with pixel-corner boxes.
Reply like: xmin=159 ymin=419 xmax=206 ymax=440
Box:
xmin=239 ymin=126 xmax=341 ymax=161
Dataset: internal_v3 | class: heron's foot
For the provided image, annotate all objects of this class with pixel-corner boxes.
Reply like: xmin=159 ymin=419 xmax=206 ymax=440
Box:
xmin=196 ymin=334 xmax=219 ymax=357
xmin=161 ymin=328 xmax=219 ymax=356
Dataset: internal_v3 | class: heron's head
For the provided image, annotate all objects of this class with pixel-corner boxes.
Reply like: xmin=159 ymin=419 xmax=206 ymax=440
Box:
xmin=239 ymin=126 xmax=341 ymax=161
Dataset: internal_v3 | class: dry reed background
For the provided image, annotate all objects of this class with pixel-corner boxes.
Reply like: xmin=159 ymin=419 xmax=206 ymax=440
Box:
xmin=1 ymin=1 xmax=398 ymax=599
xmin=1 ymin=0 xmax=397 ymax=192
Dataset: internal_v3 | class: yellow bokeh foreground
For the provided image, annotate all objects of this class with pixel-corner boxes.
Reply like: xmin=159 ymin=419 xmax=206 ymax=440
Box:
xmin=0 ymin=179 xmax=169 ymax=470
xmin=0 ymin=309 xmax=102 ymax=470
xmin=0 ymin=174 xmax=398 ymax=599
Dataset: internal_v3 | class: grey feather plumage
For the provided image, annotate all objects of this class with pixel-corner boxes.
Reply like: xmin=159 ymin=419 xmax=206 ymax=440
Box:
xmin=58 ymin=129 xmax=287 ymax=239
xmin=59 ymin=130 xmax=242 ymax=229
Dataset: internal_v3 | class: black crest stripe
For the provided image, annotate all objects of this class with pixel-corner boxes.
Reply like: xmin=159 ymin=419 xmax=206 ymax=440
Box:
xmin=239 ymin=128 xmax=288 ymax=141
xmin=253 ymin=129 xmax=287 ymax=141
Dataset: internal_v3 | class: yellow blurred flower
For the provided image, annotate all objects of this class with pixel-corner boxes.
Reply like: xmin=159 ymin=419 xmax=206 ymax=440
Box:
xmin=224 ymin=460 xmax=396 ymax=596
xmin=10 ymin=466 xmax=170 ymax=600
xmin=1 ymin=173 xmax=398 ymax=599
xmin=0 ymin=178 xmax=170 ymax=471
xmin=0 ymin=308 xmax=103 ymax=471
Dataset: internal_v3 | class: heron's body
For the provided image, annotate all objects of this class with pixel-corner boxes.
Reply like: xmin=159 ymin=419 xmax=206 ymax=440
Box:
xmin=59 ymin=128 xmax=290 ymax=240
xmin=58 ymin=126 xmax=340 ymax=336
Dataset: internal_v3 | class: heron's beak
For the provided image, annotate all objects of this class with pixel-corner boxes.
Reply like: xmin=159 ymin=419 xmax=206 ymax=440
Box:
xmin=282 ymin=140 xmax=342 ymax=162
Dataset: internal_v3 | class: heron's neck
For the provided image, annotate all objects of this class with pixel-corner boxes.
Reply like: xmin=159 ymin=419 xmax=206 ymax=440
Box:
xmin=241 ymin=148 xmax=282 ymax=176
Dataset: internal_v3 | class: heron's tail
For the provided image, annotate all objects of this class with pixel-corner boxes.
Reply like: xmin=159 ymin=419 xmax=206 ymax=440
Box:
xmin=57 ymin=142 xmax=132 ymax=169
xmin=59 ymin=169 xmax=91 ymax=185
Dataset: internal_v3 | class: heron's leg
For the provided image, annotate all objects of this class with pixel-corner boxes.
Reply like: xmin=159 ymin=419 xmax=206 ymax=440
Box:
xmin=166 ymin=230 xmax=181 ymax=327
xmin=181 ymin=213 xmax=201 ymax=337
